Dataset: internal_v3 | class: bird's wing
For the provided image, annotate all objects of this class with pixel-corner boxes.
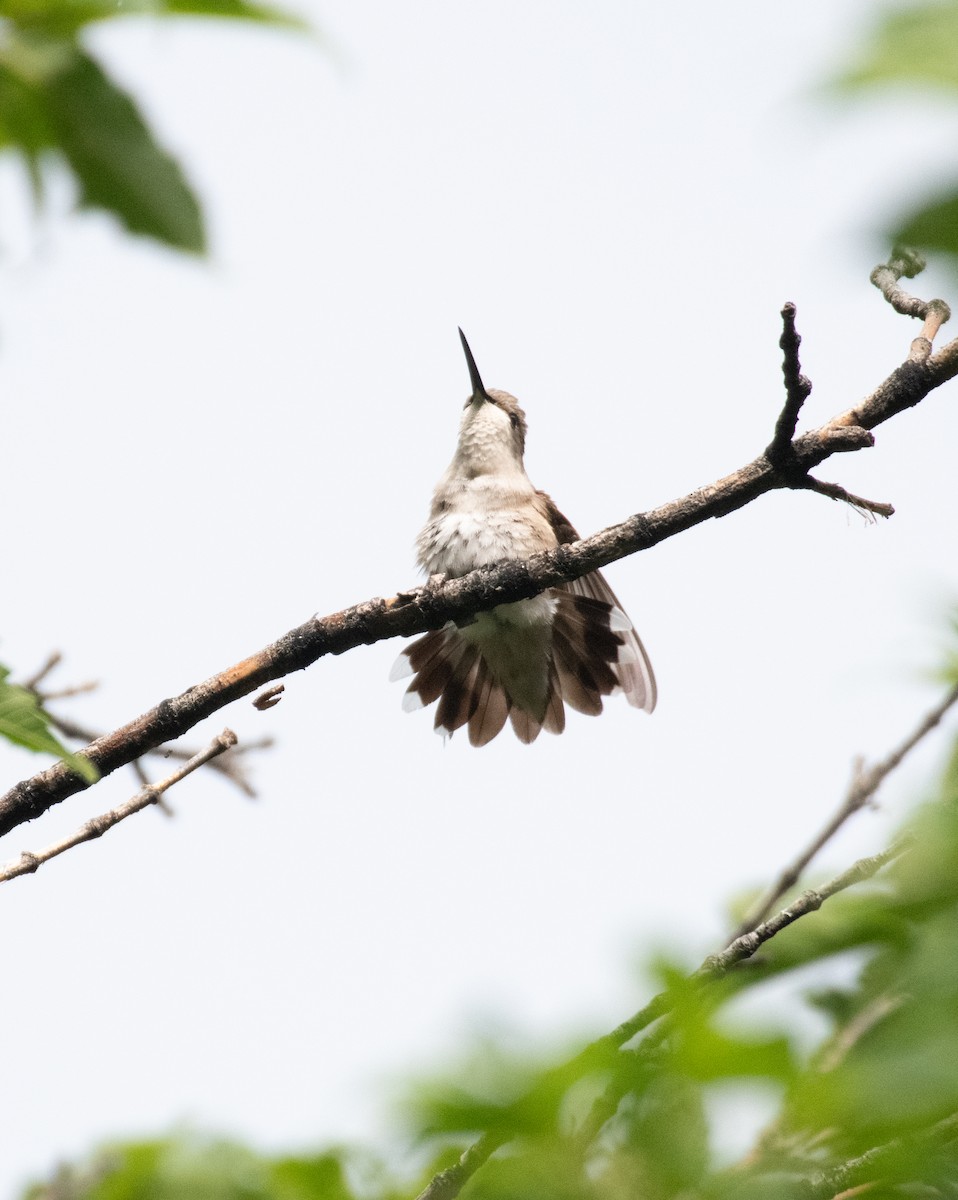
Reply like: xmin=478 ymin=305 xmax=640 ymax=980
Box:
xmin=536 ymin=491 xmax=657 ymax=713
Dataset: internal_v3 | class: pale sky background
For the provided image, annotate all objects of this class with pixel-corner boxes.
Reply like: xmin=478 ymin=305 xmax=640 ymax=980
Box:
xmin=2 ymin=1 xmax=958 ymax=1194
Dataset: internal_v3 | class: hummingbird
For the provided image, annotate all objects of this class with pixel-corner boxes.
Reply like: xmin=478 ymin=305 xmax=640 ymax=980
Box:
xmin=391 ymin=330 xmax=656 ymax=745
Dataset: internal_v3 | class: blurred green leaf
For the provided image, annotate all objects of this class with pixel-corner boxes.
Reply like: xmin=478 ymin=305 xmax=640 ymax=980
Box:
xmin=674 ymin=1023 xmax=795 ymax=1085
xmin=0 ymin=31 xmax=206 ymax=250
xmin=892 ymin=193 xmax=958 ymax=258
xmin=816 ymin=1008 xmax=958 ymax=1140
xmin=25 ymin=1137 xmax=392 ymax=1200
xmin=833 ymin=3 xmax=958 ymax=262
xmin=837 ymin=2 xmax=958 ymax=92
xmin=0 ymin=0 xmax=306 ymax=36
xmin=41 ymin=46 xmax=206 ymax=252
xmin=402 ymin=1028 xmax=637 ymax=1144
xmin=0 ymin=0 xmax=309 ymax=251
xmin=0 ymin=664 xmax=97 ymax=782
xmin=162 ymin=0 xmax=304 ymax=26
xmin=0 ymin=59 xmax=52 ymax=195
xmin=616 ymin=1072 xmax=709 ymax=1197
xmin=462 ymin=1138 xmax=594 ymax=1200
xmin=270 ymin=1153 xmax=357 ymax=1199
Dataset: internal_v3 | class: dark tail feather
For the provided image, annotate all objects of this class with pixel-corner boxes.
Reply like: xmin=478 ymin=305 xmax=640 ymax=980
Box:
xmin=559 ymin=595 xmax=626 ymax=661
xmin=398 ymin=629 xmax=468 ymax=711
xmin=405 ymin=628 xmax=449 ymax=674
xmin=552 ymin=625 xmax=607 ymax=715
xmin=468 ymin=658 xmax=511 ymax=747
xmin=542 ymin=660 xmax=566 ymax=735
xmin=509 ymin=706 xmax=542 ymax=744
xmin=434 ymin=644 xmax=482 ymax=734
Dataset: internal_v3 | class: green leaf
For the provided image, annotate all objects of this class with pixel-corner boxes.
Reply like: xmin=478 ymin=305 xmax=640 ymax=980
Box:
xmin=892 ymin=192 xmax=958 ymax=258
xmin=0 ymin=59 xmax=53 ymax=150
xmin=0 ymin=59 xmax=53 ymax=197
xmin=837 ymin=2 xmax=958 ymax=93
xmin=460 ymin=1137 xmax=596 ymax=1200
xmin=620 ymin=1072 xmax=709 ymax=1195
xmin=0 ymin=665 xmax=97 ymax=783
xmin=0 ymin=0 xmax=307 ymax=36
xmin=162 ymin=0 xmax=306 ymax=27
xmin=39 ymin=46 xmax=206 ymax=252
xmin=270 ymin=1153 xmax=358 ymax=1200
xmin=26 ymin=1136 xmax=396 ymax=1200
xmin=791 ymin=999 xmax=958 ymax=1149
xmin=674 ymin=1024 xmax=795 ymax=1085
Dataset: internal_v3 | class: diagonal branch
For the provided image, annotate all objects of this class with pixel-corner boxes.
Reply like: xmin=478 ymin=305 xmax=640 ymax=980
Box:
xmin=3 ymin=274 xmax=958 ymax=840
xmin=0 ymin=729 xmax=237 ymax=883
xmin=728 ymin=679 xmax=958 ymax=941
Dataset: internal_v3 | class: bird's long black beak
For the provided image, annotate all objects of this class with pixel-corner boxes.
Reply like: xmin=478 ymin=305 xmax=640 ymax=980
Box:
xmin=458 ymin=328 xmax=490 ymax=403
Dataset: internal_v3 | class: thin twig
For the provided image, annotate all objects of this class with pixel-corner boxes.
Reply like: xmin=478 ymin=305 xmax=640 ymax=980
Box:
xmin=38 ymin=681 xmax=99 ymax=701
xmin=0 ymin=729 xmax=237 ymax=884
xmin=815 ymin=992 xmax=904 ymax=1076
xmin=767 ymin=302 xmax=813 ymax=464
xmin=21 ymin=651 xmax=63 ymax=692
xmin=412 ymin=838 xmax=910 ymax=1200
xmin=801 ymin=476 xmax=894 ymax=519
xmin=42 ymin=708 xmax=267 ymax=800
xmin=730 ymin=680 xmax=958 ymax=941
xmin=871 ymin=248 xmax=951 ymax=328
xmin=130 ymin=757 xmax=174 ymax=817
xmin=253 ymin=684 xmax=285 ymax=711
xmin=872 ymin=249 xmax=951 ymax=368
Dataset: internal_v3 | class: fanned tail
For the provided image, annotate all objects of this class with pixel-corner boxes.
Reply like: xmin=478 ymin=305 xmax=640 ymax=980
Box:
xmin=391 ymin=570 xmax=655 ymax=745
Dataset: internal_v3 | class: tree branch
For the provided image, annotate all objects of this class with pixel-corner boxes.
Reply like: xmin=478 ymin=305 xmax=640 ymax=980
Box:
xmin=729 ymin=679 xmax=958 ymax=941
xmin=3 ymin=265 xmax=958 ymax=839
xmin=0 ymin=729 xmax=238 ymax=884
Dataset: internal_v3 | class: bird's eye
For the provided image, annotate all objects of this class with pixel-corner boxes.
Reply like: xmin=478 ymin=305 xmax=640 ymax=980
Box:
xmin=509 ymin=412 xmax=520 ymax=428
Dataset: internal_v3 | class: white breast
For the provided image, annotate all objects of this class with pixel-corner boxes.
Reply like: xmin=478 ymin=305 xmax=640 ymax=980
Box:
xmin=417 ymin=475 xmax=555 ymax=577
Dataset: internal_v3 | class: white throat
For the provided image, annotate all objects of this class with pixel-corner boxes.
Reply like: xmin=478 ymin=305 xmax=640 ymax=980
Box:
xmin=451 ymin=399 xmax=525 ymax=481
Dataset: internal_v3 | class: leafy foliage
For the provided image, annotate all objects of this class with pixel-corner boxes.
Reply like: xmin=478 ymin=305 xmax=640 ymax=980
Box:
xmin=23 ymin=750 xmax=958 ymax=1197
xmin=0 ymin=0 xmax=306 ymax=252
xmin=0 ymin=663 xmax=97 ymax=781
xmin=22 ymin=1136 xmax=382 ymax=1200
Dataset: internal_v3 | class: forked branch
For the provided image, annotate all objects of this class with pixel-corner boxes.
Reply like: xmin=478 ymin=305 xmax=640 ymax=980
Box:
xmin=1 ymin=257 xmax=956 ymax=841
